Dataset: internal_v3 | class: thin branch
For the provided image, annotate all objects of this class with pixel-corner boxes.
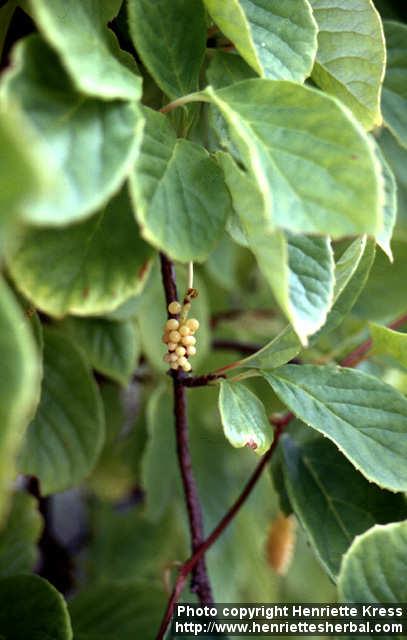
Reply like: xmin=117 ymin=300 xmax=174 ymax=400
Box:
xmin=340 ymin=312 xmax=407 ymax=368
xmin=155 ymin=417 xmax=288 ymax=640
xmin=212 ymin=338 xmax=262 ymax=355
xmin=159 ymin=253 xmax=213 ymax=604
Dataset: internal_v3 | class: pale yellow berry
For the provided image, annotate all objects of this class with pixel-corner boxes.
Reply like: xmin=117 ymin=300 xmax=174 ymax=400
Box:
xmin=169 ymin=330 xmax=181 ymax=343
xmin=166 ymin=318 xmax=179 ymax=331
xmin=169 ymin=353 xmax=178 ymax=362
xmin=178 ymin=356 xmax=188 ymax=367
xmin=168 ymin=301 xmax=182 ymax=315
xmin=163 ymin=354 xmax=171 ymax=363
xmin=183 ymin=361 xmax=192 ymax=372
xmin=186 ymin=318 xmax=199 ymax=333
xmin=187 ymin=345 xmax=196 ymax=356
xmin=182 ymin=335 xmax=196 ymax=347
xmin=170 ymin=362 xmax=179 ymax=370
xmin=167 ymin=342 xmax=177 ymax=351
xmin=175 ymin=346 xmax=186 ymax=357
xmin=162 ymin=333 xmax=169 ymax=344
xmin=182 ymin=302 xmax=191 ymax=314
xmin=179 ymin=325 xmax=190 ymax=337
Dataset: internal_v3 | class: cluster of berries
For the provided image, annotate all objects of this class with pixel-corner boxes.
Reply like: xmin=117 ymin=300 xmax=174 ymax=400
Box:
xmin=162 ymin=300 xmax=199 ymax=372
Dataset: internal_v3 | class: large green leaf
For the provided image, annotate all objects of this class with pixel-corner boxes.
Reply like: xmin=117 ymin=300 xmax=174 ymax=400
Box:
xmin=281 ymin=434 xmax=407 ymax=579
xmin=69 ymin=581 xmax=165 ymax=640
xmin=0 ymin=492 xmax=42 ymax=577
xmin=0 ymin=280 xmax=40 ymax=522
xmin=206 ymin=51 xmax=256 ymax=89
xmin=205 ymin=79 xmax=383 ymax=237
xmin=8 ymin=188 xmax=152 ymax=318
xmin=264 ymin=364 xmax=407 ymax=491
xmin=374 ymin=142 xmax=397 ymax=260
xmin=338 ymin=520 xmax=407 ymax=602
xmin=1 ymin=36 xmax=144 ymax=225
xmin=370 ymin=323 xmax=407 ymax=368
xmin=238 ymin=325 xmax=302 ymax=371
xmin=218 ymin=380 xmax=272 ymax=454
xmin=127 ymin=0 xmax=206 ymax=99
xmin=130 ymin=108 xmax=230 ymax=262
xmin=0 ymin=574 xmax=72 ymax=640
xmin=310 ymin=0 xmax=385 ymax=130
xmin=19 ymin=328 xmax=105 ymax=495
xmin=382 ymin=21 xmax=407 ymax=149
xmin=29 ymin=0 xmax=140 ymax=100
xmin=379 ymin=129 xmax=407 ymax=241
xmin=59 ymin=317 xmax=139 ymax=386
xmin=203 ymin=0 xmax=318 ymax=83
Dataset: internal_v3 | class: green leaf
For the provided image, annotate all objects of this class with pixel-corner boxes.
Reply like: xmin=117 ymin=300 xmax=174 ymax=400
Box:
xmin=382 ymin=21 xmax=407 ymax=149
xmin=374 ymin=141 xmax=397 ymax=260
xmin=0 ymin=280 xmax=40 ymax=522
xmin=8 ymin=187 xmax=152 ymax=318
xmin=59 ymin=317 xmax=139 ymax=386
xmin=128 ymin=0 xmax=206 ymax=99
xmin=238 ymin=325 xmax=302 ymax=370
xmin=0 ymin=492 xmax=43 ymax=576
xmin=19 ymin=328 xmax=105 ymax=495
xmin=206 ymin=51 xmax=256 ymax=89
xmin=218 ymin=380 xmax=272 ymax=454
xmin=310 ymin=0 xmax=385 ymax=130
xmin=29 ymin=0 xmax=141 ymax=100
xmin=206 ymin=79 xmax=383 ymax=237
xmin=130 ymin=108 xmax=230 ymax=262
xmin=203 ymin=0 xmax=318 ymax=83
xmin=264 ymin=364 xmax=407 ymax=491
xmin=370 ymin=322 xmax=407 ymax=368
xmin=0 ymin=574 xmax=72 ymax=640
xmin=379 ymin=129 xmax=407 ymax=242
xmin=281 ymin=434 xmax=407 ymax=579
xmin=338 ymin=520 xmax=407 ymax=602
xmin=0 ymin=1 xmax=16 ymax=59
xmin=1 ymin=36 xmax=144 ymax=225
xmin=69 ymin=581 xmax=165 ymax=640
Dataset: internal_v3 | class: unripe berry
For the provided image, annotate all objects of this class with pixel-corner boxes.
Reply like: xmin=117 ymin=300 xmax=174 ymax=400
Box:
xmin=178 ymin=356 xmax=188 ymax=368
xmin=169 ymin=330 xmax=181 ymax=343
xmin=182 ymin=302 xmax=191 ymax=314
xmin=175 ymin=346 xmax=186 ymax=357
xmin=170 ymin=362 xmax=179 ymax=370
xmin=182 ymin=335 xmax=196 ymax=346
xmin=166 ymin=318 xmax=179 ymax=331
xmin=163 ymin=354 xmax=171 ymax=363
xmin=162 ymin=333 xmax=169 ymax=344
xmin=183 ymin=361 xmax=192 ymax=372
xmin=168 ymin=301 xmax=182 ymax=315
xmin=186 ymin=318 xmax=199 ymax=332
xmin=169 ymin=353 xmax=178 ymax=362
xmin=186 ymin=345 xmax=196 ymax=356
xmin=167 ymin=342 xmax=177 ymax=351
xmin=179 ymin=325 xmax=190 ymax=337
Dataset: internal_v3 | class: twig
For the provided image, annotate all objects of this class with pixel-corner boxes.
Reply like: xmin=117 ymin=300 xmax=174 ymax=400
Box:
xmin=155 ymin=418 xmax=287 ymax=640
xmin=159 ymin=253 xmax=213 ymax=604
xmin=340 ymin=312 xmax=407 ymax=368
xmin=212 ymin=338 xmax=262 ymax=355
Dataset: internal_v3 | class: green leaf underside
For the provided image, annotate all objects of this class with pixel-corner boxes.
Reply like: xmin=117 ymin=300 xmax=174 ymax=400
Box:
xmin=2 ymin=36 xmax=143 ymax=225
xmin=382 ymin=21 xmax=407 ymax=149
xmin=0 ymin=574 xmax=72 ymax=640
xmin=29 ymin=0 xmax=141 ymax=100
xmin=235 ymin=237 xmax=373 ymax=370
xmin=338 ymin=520 xmax=407 ymax=602
xmin=0 ymin=280 xmax=40 ymax=522
xmin=264 ymin=364 xmax=407 ymax=491
xmin=373 ymin=142 xmax=397 ymax=260
xmin=207 ymin=79 xmax=383 ymax=237
xmin=8 ymin=188 xmax=152 ymax=317
xmin=219 ymin=381 xmax=272 ymax=454
xmin=59 ymin=317 xmax=139 ymax=386
xmin=69 ymin=581 xmax=165 ymax=638
xmin=203 ymin=0 xmax=318 ymax=83
xmin=128 ymin=0 xmax=206 ymax=99
xmin=310 ymin=0 xmax=385 ymax=130
xmin=19 ymin=329 xmax=105 ymax=495
xmin=130 ymin=108 xmax=230 ymax=262
xmin=0 ymin=493 xmax=43 ymax=576
xmin=370 ymin=323 xmax=407 ymax=368
xmin=282 ymin=435 xmax=407 ymax=579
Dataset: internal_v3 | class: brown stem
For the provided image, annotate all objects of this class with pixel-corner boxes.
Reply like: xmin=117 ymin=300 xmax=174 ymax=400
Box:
xmin=340 ymin=312 xmax=407 ymax=368
xmin=155 ymin=418 xmax=288 ymax=640
xmin=159 ymin=253 xmax=213 ymax=604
